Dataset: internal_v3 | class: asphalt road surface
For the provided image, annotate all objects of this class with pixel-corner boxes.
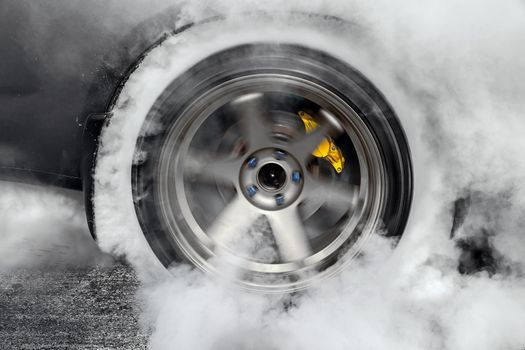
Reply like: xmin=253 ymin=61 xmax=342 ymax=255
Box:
xmin=0 ymin=264 xmax=148 ymax=349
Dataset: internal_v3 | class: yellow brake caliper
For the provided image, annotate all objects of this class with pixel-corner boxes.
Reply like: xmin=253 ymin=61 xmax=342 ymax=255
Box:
xmin=298 ymin=111 xmax=345 ymax=173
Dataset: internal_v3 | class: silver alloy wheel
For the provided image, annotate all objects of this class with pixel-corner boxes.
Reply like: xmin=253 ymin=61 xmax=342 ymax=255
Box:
xmin=133 ymin=44 xmax=413 ymax=292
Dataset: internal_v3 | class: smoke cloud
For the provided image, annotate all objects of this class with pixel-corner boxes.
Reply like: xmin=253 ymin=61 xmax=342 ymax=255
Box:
xmin=0 ymin=182 xmax=112 ymax=272
xmin=111 ymin=1 xmax=523 ymax=349
xmin=3 ymin=0 xmax=525 ymax=349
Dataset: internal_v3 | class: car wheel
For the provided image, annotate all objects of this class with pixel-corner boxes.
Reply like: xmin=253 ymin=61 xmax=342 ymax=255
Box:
xmin=129 ymin=43 xmax=412 ymax=292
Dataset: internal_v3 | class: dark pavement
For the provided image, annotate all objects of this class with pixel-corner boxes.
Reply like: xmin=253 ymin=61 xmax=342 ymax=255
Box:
xmin=0 ymin=265 xmax=148 ymax=349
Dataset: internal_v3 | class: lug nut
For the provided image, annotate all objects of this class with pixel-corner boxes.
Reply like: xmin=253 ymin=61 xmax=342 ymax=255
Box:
xmin=275 ymin=193 xmax=285 ymax=206
xmin=273 ymin=150 xmax=286 ymax=160
xmin=247 ymin=157 xmax=258 ymax=168
xmin=246 ymin=185 xmax=258 ymax=197
xmin=291 ymin=171 xmax=301 ymax=184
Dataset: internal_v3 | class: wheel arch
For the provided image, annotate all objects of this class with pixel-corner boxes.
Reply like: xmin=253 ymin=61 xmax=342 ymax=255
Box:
xmin=81 ymin=6 xmax=194 ymax=239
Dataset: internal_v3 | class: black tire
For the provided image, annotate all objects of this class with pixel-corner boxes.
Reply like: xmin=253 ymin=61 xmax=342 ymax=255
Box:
xmin=132 ymin=43 xmax=412 ymax=290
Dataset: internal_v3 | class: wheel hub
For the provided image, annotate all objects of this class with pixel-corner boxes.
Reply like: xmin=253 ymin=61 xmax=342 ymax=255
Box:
xmin=239 ymin=148 xmax=303 ymax=210
xmin=258 ymin=163 xmax=286 ymax=191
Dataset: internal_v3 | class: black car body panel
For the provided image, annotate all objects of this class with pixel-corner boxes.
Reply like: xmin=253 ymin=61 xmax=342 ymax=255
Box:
xmin=0 ymin=1 xmax=180 ymax=189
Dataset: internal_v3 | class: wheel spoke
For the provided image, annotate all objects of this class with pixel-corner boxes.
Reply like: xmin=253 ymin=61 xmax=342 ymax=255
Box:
xmin=292 ymin=122 xmax=331 ymax=159
xmin=206 ymin=196 xmax=259 ymax=247
xmin=304 ymin=174 xmax=359 ymax=209
xmin=229 ymin=93 xmax=273 ymax=150
xmin=183 ymin=151 xmax=239 ymax=186
xmin=267 ymin=208 xmax=312 ymax=262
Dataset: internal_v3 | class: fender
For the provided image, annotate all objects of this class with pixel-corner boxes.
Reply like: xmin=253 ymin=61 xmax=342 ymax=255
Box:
xmin=80 ymin=8 xmax=195 ymax=238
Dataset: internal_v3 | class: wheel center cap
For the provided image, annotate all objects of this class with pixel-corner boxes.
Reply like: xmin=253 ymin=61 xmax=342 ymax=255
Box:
xmin=239 ymin=148 xmax=303 ymax=210
xmin=258 ymin=163 xmax=286 ymax=191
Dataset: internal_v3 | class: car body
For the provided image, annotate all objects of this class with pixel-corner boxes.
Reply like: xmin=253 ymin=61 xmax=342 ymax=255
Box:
xmin=0 ymin=2 xmax=177 ymax=189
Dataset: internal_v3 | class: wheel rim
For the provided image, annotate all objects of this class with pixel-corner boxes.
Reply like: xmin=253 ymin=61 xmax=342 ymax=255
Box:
xmin=153 ymin=73 xmax=387 ymax=291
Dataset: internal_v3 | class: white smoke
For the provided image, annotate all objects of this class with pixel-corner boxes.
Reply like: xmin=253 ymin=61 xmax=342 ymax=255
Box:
xmin=80 ymin=0 xmax=525 ymax=349
xmin=0 ymin=182 xmax=112 ymax=272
